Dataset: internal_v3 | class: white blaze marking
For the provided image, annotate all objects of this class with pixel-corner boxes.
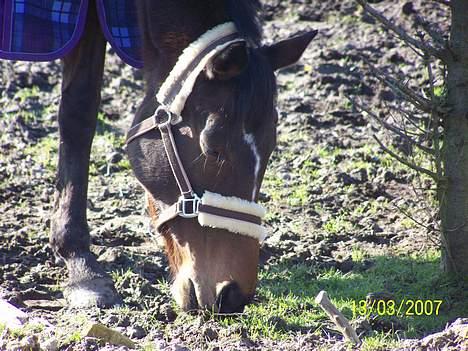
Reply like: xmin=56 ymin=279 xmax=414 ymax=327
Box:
xmin=243 ymin=132 xmax=261 ymax=201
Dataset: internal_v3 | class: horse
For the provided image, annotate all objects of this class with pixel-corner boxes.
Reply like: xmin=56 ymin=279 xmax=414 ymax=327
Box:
xmin=3 ymin=0 xmax=316 ymax=313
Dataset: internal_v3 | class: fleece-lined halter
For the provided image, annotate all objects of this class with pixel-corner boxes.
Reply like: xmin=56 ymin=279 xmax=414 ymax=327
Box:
xmin=126 ymin=23 xmax=267 ymax=242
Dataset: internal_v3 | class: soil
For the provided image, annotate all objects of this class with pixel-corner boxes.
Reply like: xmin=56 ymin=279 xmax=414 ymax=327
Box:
xmin=0 ymin=0 xmax=465 ymax=350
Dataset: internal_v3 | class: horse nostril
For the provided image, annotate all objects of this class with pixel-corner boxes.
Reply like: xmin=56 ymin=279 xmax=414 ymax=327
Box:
xmin=187 ymin=278 xmax=199 ymax=312
xmin=216 ymin=282 xmax=248 ymax=314
xmin=200 ymin=138 xmax=224 ymax=160
xmin=205 ymin=147 xmax=220 ymax=158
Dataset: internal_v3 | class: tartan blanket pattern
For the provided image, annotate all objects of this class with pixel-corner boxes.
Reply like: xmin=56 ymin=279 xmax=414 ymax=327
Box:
xmin=0 ymin=0 xmax=142 ymax=68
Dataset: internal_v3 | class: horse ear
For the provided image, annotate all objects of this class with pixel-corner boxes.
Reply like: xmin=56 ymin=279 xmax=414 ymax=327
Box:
xmin=206 ymin=41 xmax=249 ymax=80
xmin=262 ymin=30 xmax=318 ymax=71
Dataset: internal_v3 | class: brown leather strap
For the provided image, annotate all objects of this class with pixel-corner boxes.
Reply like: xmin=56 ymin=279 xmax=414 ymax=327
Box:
xmin=155 ymin=203 xmax=180 ymax=231
xmin=126 ymin=113 xmax=158 ymax=146
xmin=198 ymin=204 xmax=262 ymax=225
xmin=126 ymin=107 xmax=194 ymax=197
xmin=159 ymin=122 xmax=193 ymax=197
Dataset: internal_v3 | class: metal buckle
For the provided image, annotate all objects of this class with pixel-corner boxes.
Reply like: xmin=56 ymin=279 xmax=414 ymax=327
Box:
xmin=153 ymin=106 xmax=173 ymax=128
xmin=176 ymin=194 xmax=201 ymax=218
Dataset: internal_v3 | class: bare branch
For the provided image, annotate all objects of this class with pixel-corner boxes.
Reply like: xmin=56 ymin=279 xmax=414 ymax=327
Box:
xmin=364 ymin=59 xmax=434 ymax=113
xmin=356 ymin=0 xmax=450 ymax=62
xmin=350 ymin=97 xmax=435 ymax=155
xmin=391 ymin=105 xmax=431 ymax=135
xmin=424 ymin=52 xmax=444 ymax=179
xmin=415 ymin=17 xmax=446 ymax=46
xmin=387 ymin=107 xmax=428 ymax=137
xmin=373 ymin=135 xmax=438 ymax=180
xmin=393 ymin=202 xmax=440 ymax=232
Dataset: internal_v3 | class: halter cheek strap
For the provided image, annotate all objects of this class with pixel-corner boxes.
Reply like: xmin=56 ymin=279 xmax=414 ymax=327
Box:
xmin=125 ymin=22 xmax=267 ymax=242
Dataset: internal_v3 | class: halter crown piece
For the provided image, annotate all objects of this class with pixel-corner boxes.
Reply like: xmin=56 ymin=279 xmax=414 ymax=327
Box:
xmin=126 ymin=23 xmax=267 ymax=242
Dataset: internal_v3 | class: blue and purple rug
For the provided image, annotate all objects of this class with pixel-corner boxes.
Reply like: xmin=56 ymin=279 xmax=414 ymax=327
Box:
xmin=0 ymin=0 xmax=142 ymax=68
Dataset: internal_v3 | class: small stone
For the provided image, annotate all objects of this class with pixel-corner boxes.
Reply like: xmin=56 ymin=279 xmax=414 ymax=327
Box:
xmin=384 ymin=171 xmax=395 ymax=182
xmin=98 ymin=248 xmax=122 ymax=264
xmin=102 ymin=315 xmax=119 ymax=325
xmin=153 ymin=338 xmax=168 ymax=350
xmin=23 ymin=299 xmax=64 ymax=311
xmin=20 ymin=335 xmax=40 ymax=351
xmin=99 ymin=188 xmax=111 ymax=200
xmin=0 ymin=299 xmax=28 ymax=329
xmin=172 ymin=345 xmax=190 ymax=351
xmin=82 ymin=322 xmax=135 ymax=349
xmin=402 ymin=1 xmax=415 ymax=15
xmin=41 ymin=337 xmax=58 ymax=351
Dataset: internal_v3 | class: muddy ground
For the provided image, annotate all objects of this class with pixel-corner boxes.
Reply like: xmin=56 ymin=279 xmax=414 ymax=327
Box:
xmin=1 ymin=0 xmax=467 ymax=350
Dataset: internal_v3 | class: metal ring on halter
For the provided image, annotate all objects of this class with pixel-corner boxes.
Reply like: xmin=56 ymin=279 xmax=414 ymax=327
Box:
xmin=176 ymin=194 xmax=201 ymax=218
xmin=153 ymin=106 xmax=173 ymax=128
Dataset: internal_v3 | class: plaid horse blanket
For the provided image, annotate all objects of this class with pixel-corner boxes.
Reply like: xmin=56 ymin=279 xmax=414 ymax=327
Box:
xmin=0 ymin=0 xmax=142 ymax=68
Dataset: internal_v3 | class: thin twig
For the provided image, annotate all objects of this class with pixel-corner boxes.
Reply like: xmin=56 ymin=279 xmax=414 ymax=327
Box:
xmin=351 ymin=97 xmax=435 ymax=155
xmin=356 ymin=0 xmax=449 ymax=61
xmin=424 ymin=50 xmax=444 ymax=181
xmin=391 ymin=105 xmax=430 ymax=135
xmin=415 ymin=17 xmax=446 ymax=46
xmin=315 ymin=291 xmax=361 ymax=345
xmin=393 ymin=201 xmax=440 ymax=233
xmin=373 ymin=135 xmax=437 ymax=180
xmin=363 ymin=59 xmax=434 ymax=113
xmin=432 ymin=0 xmax=451 ymax=7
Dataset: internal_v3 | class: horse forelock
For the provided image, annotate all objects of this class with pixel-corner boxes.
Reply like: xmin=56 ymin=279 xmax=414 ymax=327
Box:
xmin=228 ymin=50 xmax=277 ymax=133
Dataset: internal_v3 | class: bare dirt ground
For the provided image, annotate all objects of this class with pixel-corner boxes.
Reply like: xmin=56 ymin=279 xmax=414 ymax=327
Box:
xmin=1 ymin=1 xmax=467 ymax=350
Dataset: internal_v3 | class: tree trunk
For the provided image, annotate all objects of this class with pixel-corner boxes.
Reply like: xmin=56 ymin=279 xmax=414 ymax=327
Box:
xmin=440 ymin=0 xmax=468 ymax=276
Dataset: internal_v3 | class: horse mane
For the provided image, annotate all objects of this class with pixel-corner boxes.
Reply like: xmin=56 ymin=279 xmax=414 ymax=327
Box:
xmin=226 ymin=0 xmax=263 ymax=46
xmin=222 ymin=1 xmax=275 ymax=133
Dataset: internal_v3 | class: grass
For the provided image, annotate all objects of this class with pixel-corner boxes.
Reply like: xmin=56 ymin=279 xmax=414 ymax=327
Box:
xmin=213 ymin=249 xmax=466 ymax=348
xmin=322 ymin=213 xmax=354 ymax=234
xmin=22 ymin=113 xmax=129 ymax=176
xmin=24 ymin=135 xmax=58 ymax=172
xmin=6 ymin=322 xmax=45 ymax=339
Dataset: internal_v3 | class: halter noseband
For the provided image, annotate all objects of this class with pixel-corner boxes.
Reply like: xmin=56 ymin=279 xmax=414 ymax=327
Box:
xmin=125 ymin=23 xmax=267 ymax=242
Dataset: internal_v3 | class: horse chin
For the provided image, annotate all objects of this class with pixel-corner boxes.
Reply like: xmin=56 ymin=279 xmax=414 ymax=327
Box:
xmin=162 ymin=221 xmax=259 ymax=313
xmin=170 ymin=265 xmax=217 ymax=311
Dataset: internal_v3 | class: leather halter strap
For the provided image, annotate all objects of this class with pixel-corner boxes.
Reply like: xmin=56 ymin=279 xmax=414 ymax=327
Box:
xmin=127 ymin=105 xmax=265 ymax=236
xmin=125 ymin=23 xmax=267 ymax=241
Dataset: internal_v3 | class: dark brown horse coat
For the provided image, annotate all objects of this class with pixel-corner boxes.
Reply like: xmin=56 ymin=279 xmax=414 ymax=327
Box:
xmin=6 ymin=0 xmax=316 ymax=312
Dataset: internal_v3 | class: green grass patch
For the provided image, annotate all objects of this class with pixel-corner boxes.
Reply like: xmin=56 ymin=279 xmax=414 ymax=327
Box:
xmin=7 ymin=322 xmax=45 ymax=339
xmin=322 ymin=214 xmax=353 ymax=234
xmin=217 ymin=249 xmax=466 ymax=349
xmin=24 ymin=135 xmax=58 ymax=172
xmin=64 ymin=330 xmax=83 ymax=344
